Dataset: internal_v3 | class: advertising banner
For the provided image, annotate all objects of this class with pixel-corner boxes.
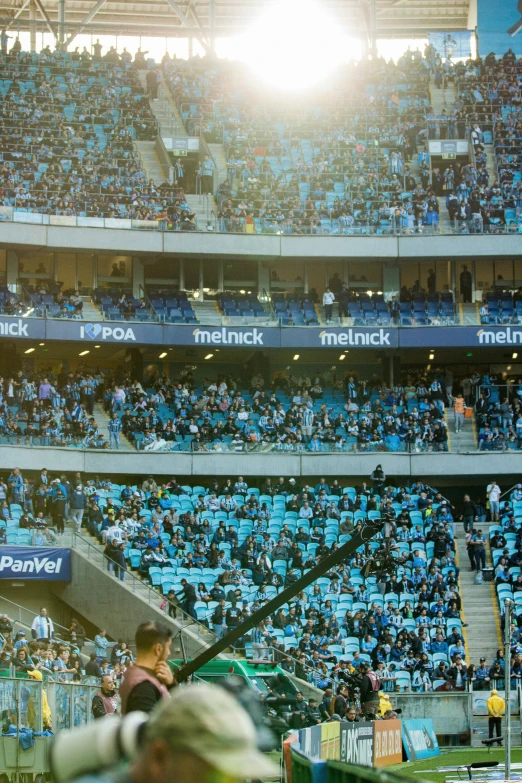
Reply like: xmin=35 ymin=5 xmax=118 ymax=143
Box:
xmin=0 ymin=317 xmax=45 ymax=340
xmin=45 ymin=319 xmax=163 ymax=345
xmin=427 ymin=31 xmax=472 ymax=59
xmin=478 ymin=0 xmax=522 ymax=56
xmin=399 ymin=325 xmax=522 ymax=348
xmin=320 ymin=722 xmax=340 ymax=760
xmin=299 ymin=725 xmax=322 ymax=759
xmin=402 ymin=719 xmax=440 ymax=761
xmin=163 ymin=324 xmax=281 ymax=348
xmin=374 ymin=719 xmax=403 ymax=767
xmin=282 ymin=327 xmax=398 ymax=349
xmin=339 ymin=721 xmax=374 ymax=766
xmin=10 ymin=317 xmax=522 ymax=351
xmin=0 ymin=547 xmax=71 ymax=580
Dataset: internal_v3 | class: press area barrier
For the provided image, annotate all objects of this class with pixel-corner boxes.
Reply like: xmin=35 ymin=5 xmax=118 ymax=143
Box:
xmin=286 ymin=718 xmax=440 ymax=783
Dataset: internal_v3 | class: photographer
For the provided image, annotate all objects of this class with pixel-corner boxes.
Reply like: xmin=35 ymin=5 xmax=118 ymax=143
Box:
xmin=120 ymin=621 xmax=175 ymax=715
xmin=306 ymin=698 xmax=322 ymax=726
xmin=331 ymin=684 xmax=349 ymax=718
xmin=358 ymin=662 xmax=381 ymax=719
xmin=61 ymin=684 xmax=277 ymax=783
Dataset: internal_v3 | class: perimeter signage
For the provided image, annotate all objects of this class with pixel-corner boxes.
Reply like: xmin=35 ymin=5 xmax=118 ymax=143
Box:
xmin=3 ymin=318 xmax=522 ymax=349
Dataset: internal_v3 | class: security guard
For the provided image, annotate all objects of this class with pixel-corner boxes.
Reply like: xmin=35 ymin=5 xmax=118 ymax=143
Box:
xmin=487 ymin=688 xmax=505 ymax=746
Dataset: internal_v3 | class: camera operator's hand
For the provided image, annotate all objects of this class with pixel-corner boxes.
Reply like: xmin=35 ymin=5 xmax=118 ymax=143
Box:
xmin=155 ymin=660 xmax=174 ymax=687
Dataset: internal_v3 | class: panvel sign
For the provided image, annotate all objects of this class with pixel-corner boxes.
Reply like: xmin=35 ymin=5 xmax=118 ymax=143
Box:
xmin=401 ymin=719 xmax=440 ymax=762
xmin=478 ymin=0 xmax=522 ymax=55
xmin=0 ymin=547 xmax=71 ymax=580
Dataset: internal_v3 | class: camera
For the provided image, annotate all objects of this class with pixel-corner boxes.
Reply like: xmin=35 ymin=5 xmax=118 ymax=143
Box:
xmin=50 ymin=678 xmax=285 ymax=783
xmin=50 ymin=710 xmax=148 ymax=783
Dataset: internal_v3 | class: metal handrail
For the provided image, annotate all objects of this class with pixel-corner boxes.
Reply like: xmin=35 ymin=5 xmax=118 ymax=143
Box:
xmin=0 ymin=592 xmax=94 ymax=644
xmin=71 ymin=532 xmax=217 ymax=650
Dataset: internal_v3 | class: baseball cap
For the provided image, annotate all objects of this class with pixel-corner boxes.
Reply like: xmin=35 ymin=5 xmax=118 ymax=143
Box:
xmin=480 ymin=657 xmax=486 ymax=662
xmin=146 ymin=683 xmax=278 ymax=778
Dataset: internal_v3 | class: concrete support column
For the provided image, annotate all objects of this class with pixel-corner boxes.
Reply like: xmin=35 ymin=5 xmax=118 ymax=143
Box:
xmin=382 ymin=263 xmax=400 ymax=299
xmin=179 ymin=259 xmax=185 ymax=292
xmin=132 ymin=257 xmax=144 ymax=299
xmin=198 ymin=258 xmax=204 ymax=302
xmin=7 ymin=250 xmax=18 ymax=293
xmin=304 ymin=261 xmax=309 ymax=295
xmin=258 ymin=263 xmax=270 ymax=298
xmin=217 ymin=259 xmax=224 ymax=293
xmin=29 ymin=0 xmax=37 ymax=52
xmin=126 ymin=348 xmax=143 ymax=381
xmin=58 ymin=0 xmax=65 ymax=48
xmin=209 ymin=0 xmax=216 ymax=52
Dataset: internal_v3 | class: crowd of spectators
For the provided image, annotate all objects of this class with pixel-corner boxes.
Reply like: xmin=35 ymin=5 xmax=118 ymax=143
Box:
xmin=0 ymin=364 xmax=456 ymax=453
xmin=160 ymin=45 xmax=517 ymax=235
xmin=457 ymin=49 xmax=522 ymax=228
xmin=1 ymin=465 xmax=520 ymax=698
xmin=26 ymin=468 xmax=469 ymax=695
xmin=0 ymin=43 xmax=195 ymax=227
xmin=0 ymin=605 xmax=133 ymax=694
xmin=0 ymin=368 xmax=110 ymax=449
xmin=100 ymin=367 xmax=452 ymax=454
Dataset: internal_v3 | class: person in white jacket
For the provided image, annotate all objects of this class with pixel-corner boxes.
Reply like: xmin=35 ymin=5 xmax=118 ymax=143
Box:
xmin=323 ymin=287 xmax=335 ymax=323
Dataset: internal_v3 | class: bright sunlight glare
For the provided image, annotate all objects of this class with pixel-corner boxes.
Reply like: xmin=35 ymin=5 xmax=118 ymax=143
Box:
xmin=233 ymin=0 xmax=350 ymax=90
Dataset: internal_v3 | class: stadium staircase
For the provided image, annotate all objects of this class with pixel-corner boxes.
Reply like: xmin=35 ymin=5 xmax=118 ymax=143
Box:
xmin=136 ymin=140 xmax=169 ymax=184
xmin=185 ymin=193 xmax=218 ymax=229
xmin=53 ymin=535 xmax=215 ymax=661
xmin=93 ymin=403 xmax=134 ymax=450
xmin=207 ymin=142 xmax=228 ymax=189
xmin=445 ymin=407 xmax=477 ymax=453
xmin=192 ymin=300 xmax=224 ymax=324
xmin=455 ymin=527 xmax=515 ymax=746
xmin=138 ymin=73 xmax=187 ymax=137
xmin=80 ymin=297 xmax=103 ymax=321
xmin=455 ymin=528 xmax=501 ymax=668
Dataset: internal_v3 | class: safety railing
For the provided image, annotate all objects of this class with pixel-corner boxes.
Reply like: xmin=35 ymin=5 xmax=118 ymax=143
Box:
xmin=0 ymin=431 xmax=490 ymax=454
xmin=3 ymin=206 xmax=519 ymax=236
xmin=71 ymin=533 xmax=218 ymax=651
xmin=0 ymin=592 xmax=93 ymax=646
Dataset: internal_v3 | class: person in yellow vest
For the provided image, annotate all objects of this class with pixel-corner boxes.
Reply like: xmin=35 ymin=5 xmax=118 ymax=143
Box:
xmin=454 ymin=394 xmax=466 ymax=433
xmin=378 ymin=691 xmax=393 ymax=718
xmin=487 ymin=689 xmax=505 ymax=746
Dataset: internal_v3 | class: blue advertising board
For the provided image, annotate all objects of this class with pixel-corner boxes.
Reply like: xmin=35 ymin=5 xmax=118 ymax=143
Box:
xmin=4 ymin=316 xmax=522 ymax=350
xmin=478 ymin=0 xmax=522 ymax=56
xmin=282 ymin=327 xmax=398 ymax=349
xmin=401 ymin=719 xmax=440 ymax=761
xmin=0 ymin=547 xmax=71 ymax=580
xmin=399 ymin=325 xmax=522 ymax=348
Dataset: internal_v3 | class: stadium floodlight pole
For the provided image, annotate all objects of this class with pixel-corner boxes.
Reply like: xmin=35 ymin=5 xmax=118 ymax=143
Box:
xmin=505 ymin=598 xmax=513 ymax=780
xmin=175 ymin=518 xmax=385 ymax=682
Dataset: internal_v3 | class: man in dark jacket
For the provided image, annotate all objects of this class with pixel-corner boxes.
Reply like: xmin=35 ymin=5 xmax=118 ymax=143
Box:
xmin=319 ymin=688 xmax=333 ymax=721
xmin=333 ymin=684 xmax=349 ymax=718
xmin=105 ymin=540 xmax=127 ymax=582
xmin=85 ymin=653 xmax=103 ymax=678
xmin=179 ymin=579 xmax=197 ymax=620
xmin=359 ymin=662 xmax=381 ymax=718
xmin=306 ymin=698 xmax=322 ymax=726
